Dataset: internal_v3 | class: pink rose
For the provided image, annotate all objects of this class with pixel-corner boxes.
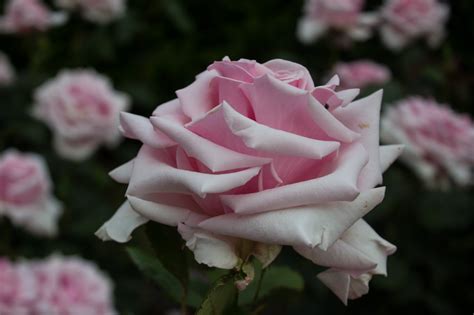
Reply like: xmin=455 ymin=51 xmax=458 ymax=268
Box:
xmin=0 ymin=150 xmax=62 ymax=237
xmin=55 ymin=0 xmax=125 ymax=24
xmin=97 ymin=57 xmax=403 ymax=303
xmin=0 ymin=0 xmax=66 ymax=34
xmin=380 ymin=0 xmax=449 ymax=50
xmin=0 ymin=259 xmax=38 ymax=313
xmin=32 ymin=69 xmax=130 ymax=161
xmin=0 ymin=52 xmax=15 ymax=86
xmin=332 ymin=60 xmax=391 ymax=89
xmin=297 ymin=0 xmax=377 ymax=44
xmin=381 ymin=97 xmax=474 ymax=189
xmin=0 ymin=256 xmax=115 ymax=315
xmin=31 ymin=256 xmax=115 ymax=315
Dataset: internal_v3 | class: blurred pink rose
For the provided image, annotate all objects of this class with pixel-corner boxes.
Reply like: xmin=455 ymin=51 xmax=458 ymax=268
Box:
xmin=297 ymin=0 xmax=377 ymax=44
xmin=97 ymin=57 xmax=403 ymax=303
xmin=0 ymin=256 xmax=115 ymax=315
xmin=382 ymin=97 xmax=474 ymax=189
xmin=0 ymin=52 xmax=15 ymax=86
xmin=0 ymin=259 xmax=37 ymax=313
xmin=332 ymin=60 xmax=391 ymax=89
xmin=380 ymin=0 xmax=449 ymax=50
xmin=55 ymin=0 xmax=125 ymax=24
xmin=31 ymin=256 xmax=115 ymax=315
xmin=0 ymin=150 xmax=62 ymax=237
xmin=32 ymin=69 xmax=130 ymax=161
xmin=0 ymin=0 xmax=66 ymax=34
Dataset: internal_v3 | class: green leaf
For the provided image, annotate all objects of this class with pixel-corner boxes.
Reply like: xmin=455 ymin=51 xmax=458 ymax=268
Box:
xmin=146 ymin=223 xmax=189 ymax=286
xmin=239 ymin=264 xmax=304 ymax=306
xmin=197 ymin=274 xmax=238 ymax=315
xmin=126 ymin=246 xmax=183 ymax=303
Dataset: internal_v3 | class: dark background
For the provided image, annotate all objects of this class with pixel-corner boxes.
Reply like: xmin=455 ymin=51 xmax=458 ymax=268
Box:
xmin=1 ymin=0 xmax=473 ymax=314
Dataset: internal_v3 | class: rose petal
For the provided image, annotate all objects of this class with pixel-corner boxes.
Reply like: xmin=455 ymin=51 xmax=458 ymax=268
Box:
xmin=151 ymin=116 xmax=271 ymax=172
xmin=178 ymin=223 xmax=239 ymax=269
xmin=199 ymin=187 xmax=386 ymax=250
xmin=221 ymin=143 xmax=367 ymax=214
xmin=379 ymin=145 xmax=404 ymax=173
xmin=333 ymin=90 xmax=383 ymax=189
xmin=109 ymin=159 xmax=134 ymax=184
xmin=95 ymin=201 xmax=148 ymax=243
xmin=119 ymin=112 xmax=175 ymax=148
xmin=317 ymin=269 xmax=371 ymax=305
xmin=176 ymin=70 xmax=218 ymax=121
xmin=126 ymin=146 xmax=262 ymax=198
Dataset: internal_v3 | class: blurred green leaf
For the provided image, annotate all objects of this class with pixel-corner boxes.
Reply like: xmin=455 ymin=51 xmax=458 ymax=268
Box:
xmin=126 ymin=246 xmax=183 ymax=302
xmin=146 ymin=222 xmax=188 ymax=287
xmin=197 ymin=274 xmax=238 ymax=315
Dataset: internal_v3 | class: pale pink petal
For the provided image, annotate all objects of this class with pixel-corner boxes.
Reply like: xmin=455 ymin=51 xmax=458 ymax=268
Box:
xmin=317 ymin=269 xmax=371 ymax=305
xmin=221 ymin=143 xmax=367 ymax=214
xmin=95 ymin=201 xmax=148 ymax=243
xmin=263 ymin=59 xmax=315 ymax=90
xmin=210 ymin=76 xmax=253 ymax=117
xmin=151 ymin=116 xmax=271 ymax=172
xmin=295 ymin=219 xmax=396 ymax=274
xmin=208 ymin=61 xmax=255 ymax=83
xmin=126 ymin=146 xmax=262 ymax=198
xmin=307 ymin=95 xmax=360 ymax=143
xmin=109 ymin=159 xmax=134 ymax=184
xmin=176 ymin=70 xmax=219 ymax=121
xmin=119 ymin=112 xmax=175 ymax=148
xmin=333 ymin=90 xmax=383 ymax=189
xmin=380 ymin=145 xmax=404 ymax=173
xmin=297 ymin=18 xmax=328 ymax=44
xmin=199 ymin=187 xmax=385 ymax=250
xmin=126 ymin=195 xmax=199 ymax=227
xmin=178 ymin=224 xmax=239 ymax=269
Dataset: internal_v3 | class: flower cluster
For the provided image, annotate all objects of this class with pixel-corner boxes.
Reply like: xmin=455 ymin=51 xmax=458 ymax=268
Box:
xmin=298 ymin=0 xmax=449 ymax=50
xmin=0 ymin=255 xmax=115 ymax=315
xmin=382 ymin=97 xmax=474 ymax=189
xmin=97 ymin=57 xmax=403 ymax=303
xmin=32 ymin=69 xmax=130 ymax=161
xmin=0 ymin=150 xmax=62 ymax=237
xmin=55 ymin=0 xmax=126 ymax=24
xmin=0 ymin=0 xmax=66 ymax=34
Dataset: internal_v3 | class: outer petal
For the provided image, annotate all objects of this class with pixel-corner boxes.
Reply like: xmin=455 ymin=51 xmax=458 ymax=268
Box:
xmin=240 ymin=74 xmax=359 ymax=142
xmin=333 ymin=90 xmax=383 ymax=190
xmin=176 ymin=70 xmax=218 ymax=121
xmin=380 ymin=25 xmax=408 ymax=51
xmin=295 ymin=220 xmax=396 ymax=274
xmin=119 ymin=112 xmax=175 ymax=148
xmin=317 ymin=269 xmax=371 ymax=305
xmin=54 ymin=136 xmax=98 ymax=161
xmin=380 ymin=145 xmax=404 ymax=173
xmin=220 ymin=143 xmax=367 ymax=214
xmin=178 ymin=224 xmax=239 ymax=269
xmin=199 ymin=187 xmax=386 ymax=250
xmin=127 ymin=146 xmax=262 ymax=198
xmin=151 ymin=116 xmax=271 ymax=172
xmin=109 ymin=159 xmax=134 ymax=184
xmin=95 ymin=201 xmax=149 ymax=243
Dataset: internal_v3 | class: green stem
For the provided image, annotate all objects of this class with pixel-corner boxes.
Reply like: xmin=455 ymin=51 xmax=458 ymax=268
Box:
xmin=252 ymin=268 xmax=266 ymax=305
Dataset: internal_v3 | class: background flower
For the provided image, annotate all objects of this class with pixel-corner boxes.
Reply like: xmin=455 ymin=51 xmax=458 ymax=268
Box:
xmin=297 ymin=0 xmax=377 ymax=43
xmin=0 ymin=256 xmax=115 ymax=315
xmin=0 ymin=0 xmax=66 ymax=34
xmin=0 ymin=52 xmax=15 ymax=86
xmin=331 ymin=60 xmax=391 ymax=89
xmin=32 ymin=69 xmax=130 ymax=161
xmin=0 ymin=150 xmax=62 ymax=237
xmin=381 ymin=96 xmax=474 ymax=188
xmin=380 ymin=0 xmax=450 ymax=50
xmin=55 ymin=0 xmax=125 ymax=24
